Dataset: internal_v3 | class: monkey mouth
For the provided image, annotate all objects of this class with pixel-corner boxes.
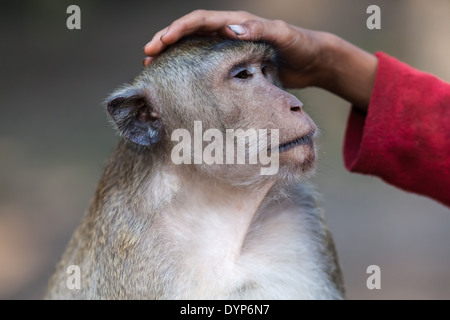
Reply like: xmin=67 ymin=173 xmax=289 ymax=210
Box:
xmin=278 ymin=130 xmax=315 ymax=153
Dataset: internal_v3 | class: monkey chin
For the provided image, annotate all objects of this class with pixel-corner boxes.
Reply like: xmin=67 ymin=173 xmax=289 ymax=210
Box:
xmin=277 ymin=141 xmax=317 ymax=181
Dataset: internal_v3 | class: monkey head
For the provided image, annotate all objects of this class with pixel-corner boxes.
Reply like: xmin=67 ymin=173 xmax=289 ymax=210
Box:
xmin=106 ymin=38 xmax=317 ymax=186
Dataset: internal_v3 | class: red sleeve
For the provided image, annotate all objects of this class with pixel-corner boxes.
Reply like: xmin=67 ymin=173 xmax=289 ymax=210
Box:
xmin=343 ymin=52 xmax=450 ymax=207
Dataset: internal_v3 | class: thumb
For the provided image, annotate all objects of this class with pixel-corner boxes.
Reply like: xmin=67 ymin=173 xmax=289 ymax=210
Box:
xmin=227 ymin=20 xmax=295 ymax=50
xmin=226 ymin=20 xmax=270 ymax=41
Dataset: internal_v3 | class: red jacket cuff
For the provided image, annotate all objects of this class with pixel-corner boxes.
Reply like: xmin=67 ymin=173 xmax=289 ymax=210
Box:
xmin=343 ymin=52 xmax=450 ymax=206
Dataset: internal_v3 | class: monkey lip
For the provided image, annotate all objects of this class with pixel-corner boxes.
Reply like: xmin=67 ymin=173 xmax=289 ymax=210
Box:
xmin=278 ymin=130 xmax=315 ymax=153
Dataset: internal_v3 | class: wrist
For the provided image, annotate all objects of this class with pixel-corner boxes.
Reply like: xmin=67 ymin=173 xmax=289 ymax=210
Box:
xmin=315 ymin=33 xmax=378 ymax=110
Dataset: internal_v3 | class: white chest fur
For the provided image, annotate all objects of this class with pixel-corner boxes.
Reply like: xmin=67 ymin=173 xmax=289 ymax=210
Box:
xmin=158 ymin=194 xmax=342 ymax=300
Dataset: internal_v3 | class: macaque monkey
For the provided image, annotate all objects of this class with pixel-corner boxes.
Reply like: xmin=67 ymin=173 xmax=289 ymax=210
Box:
xmin=46 ymin=37 xmax=345 ymax=299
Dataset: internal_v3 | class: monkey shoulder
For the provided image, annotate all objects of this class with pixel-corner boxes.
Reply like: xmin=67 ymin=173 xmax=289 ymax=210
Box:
xmin=230 ymin=183 xmax=341 ymax=299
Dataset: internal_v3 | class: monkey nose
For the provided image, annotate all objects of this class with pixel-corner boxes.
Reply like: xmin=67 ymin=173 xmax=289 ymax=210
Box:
xmin=285 ymin=93 xmax=304 ymax=114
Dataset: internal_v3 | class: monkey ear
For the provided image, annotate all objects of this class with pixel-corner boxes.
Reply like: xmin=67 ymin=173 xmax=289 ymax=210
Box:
xmin=106 ymin=93 xmax=162 ymax=146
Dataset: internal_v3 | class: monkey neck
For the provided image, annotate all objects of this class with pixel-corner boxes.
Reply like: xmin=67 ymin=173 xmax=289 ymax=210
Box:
xmin=99 ymin=141 xmax=279 ymax=253
xmin=162 ymin=165 xmax=277 ymax=215
xmin=184 ymin=171 xmax=274 ymax=211
xmin=150 ymin=164 xmax=278 ymax=256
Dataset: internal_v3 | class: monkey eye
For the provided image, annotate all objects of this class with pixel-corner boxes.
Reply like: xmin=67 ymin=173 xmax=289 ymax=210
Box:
xmin=261 ymin=65 xmax=267 ymax=76
xmin=234 ymin=69 xmax=252 ymax=80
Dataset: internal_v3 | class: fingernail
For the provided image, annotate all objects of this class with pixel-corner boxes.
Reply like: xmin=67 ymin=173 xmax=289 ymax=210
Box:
xmin=143 ymin=57 xmax=152 ymax=66
xmin=227 ymin=25 xmax=246 ymax=35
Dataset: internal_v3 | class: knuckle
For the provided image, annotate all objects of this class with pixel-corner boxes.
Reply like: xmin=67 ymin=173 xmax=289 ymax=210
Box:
xmin=191 ymin=9 xmax=207 ymax=16
xmin=243 ymin=19 xmax=264 ymax=35
xmin=243 ymin=19 xmax=261 ymax=26
xmin=170 ymin=18 xmax=188 ymax=32
xmin=159 ymin=27 xmax=169 ymax=35
xmin=236 ymin=10 xmax=251 ymax=17
xmin=176 ymin=20 xmax=188 ymax=30
xmin=271 ymin=19 xmax=289 ymax=31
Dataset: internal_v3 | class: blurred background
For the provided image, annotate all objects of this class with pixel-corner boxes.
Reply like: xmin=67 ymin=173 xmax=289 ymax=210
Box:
xmin=0 ymin=0 xmax=449 ymax=300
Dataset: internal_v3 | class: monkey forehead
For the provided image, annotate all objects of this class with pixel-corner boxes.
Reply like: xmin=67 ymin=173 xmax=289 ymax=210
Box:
xmin=144 ymin=37 xmax=278 ymax=73
xmin=209 ymin=39 xmax=277 ymax=61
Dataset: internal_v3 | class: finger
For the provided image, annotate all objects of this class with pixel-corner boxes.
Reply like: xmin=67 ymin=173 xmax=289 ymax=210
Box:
xmin=238 ymin=19 xmax=294 ymax=49
xmin=218 ymin=26 xmax=238 ymax=39
xmin=159 ymin=10 xmax=253 ymax=46
xmin=144 ymin=26 xmax=169 ymax=56
xmin=143 ymin=56 xmax=154 ymax=66
xmin=144 ymin=10 xmax=256 ymax=57
xmin=233 ymin=20 xmax=270 ymax=41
